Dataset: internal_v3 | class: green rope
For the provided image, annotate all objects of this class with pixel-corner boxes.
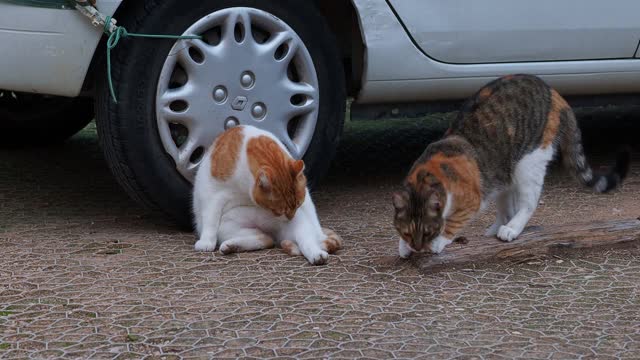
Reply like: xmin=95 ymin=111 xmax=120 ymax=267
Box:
xmin=104 ymin=16 xmax=201 ymax=103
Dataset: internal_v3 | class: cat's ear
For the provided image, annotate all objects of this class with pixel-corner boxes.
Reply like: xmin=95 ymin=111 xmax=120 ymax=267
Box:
xmin=427 ymin=192 xmax=442 ymax=213
xmin=290 ymin=159 xmax=305 ymax=175
xmin=392 ymin=190 xmax=409 ymax=210
xmin=257 ymin=169 xmax=272 ymax=192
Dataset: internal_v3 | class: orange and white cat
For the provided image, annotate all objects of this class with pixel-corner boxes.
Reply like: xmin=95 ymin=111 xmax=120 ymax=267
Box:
xmin=192 ymin=125 xmax=341 ymax=265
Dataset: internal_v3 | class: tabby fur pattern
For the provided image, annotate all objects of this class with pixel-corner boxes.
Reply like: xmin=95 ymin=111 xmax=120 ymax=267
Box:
xmin=393 ymin=74 xmax=630 ymax=257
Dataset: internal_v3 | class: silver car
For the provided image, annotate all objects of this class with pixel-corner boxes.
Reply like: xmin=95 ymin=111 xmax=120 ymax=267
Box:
xmin=2 ymin=0 xmax=639 ymax=225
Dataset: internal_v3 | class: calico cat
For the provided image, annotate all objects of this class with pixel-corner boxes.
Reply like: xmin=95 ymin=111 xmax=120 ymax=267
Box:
xmin=192 ymin=125 xmax=342 ymax=265
xmin=393 ymin=74 xmax=630 ymax=257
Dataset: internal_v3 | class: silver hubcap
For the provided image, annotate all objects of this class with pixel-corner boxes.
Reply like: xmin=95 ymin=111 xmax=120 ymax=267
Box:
xmin=156 ymin=7 xmax=320 ymax=181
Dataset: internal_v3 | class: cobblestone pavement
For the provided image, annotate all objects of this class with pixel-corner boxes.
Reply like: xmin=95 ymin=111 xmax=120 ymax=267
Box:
xmin=1 ymin=108 xmax=639 ymax=359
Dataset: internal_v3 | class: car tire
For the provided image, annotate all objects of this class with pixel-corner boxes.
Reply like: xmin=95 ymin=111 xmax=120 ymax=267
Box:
xmin=0 ymin=92 xmax=93 ymax=146
xmin=95 ymin=0 xmax=345 ymax=227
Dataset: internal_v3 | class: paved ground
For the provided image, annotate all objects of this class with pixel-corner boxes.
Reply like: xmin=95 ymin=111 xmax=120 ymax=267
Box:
xmin=1 ymin=107 xmax=639 ymax=359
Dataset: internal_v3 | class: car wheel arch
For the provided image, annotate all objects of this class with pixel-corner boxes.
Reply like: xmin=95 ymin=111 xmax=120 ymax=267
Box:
xmin=312 ymin=0 xmax=364 ymax=98
xmin=81 ymin=0 xmax=364 ymax=100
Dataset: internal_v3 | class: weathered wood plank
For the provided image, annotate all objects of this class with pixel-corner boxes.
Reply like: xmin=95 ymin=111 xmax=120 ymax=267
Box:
xmin=417 ymin=218 xmax=640 ymax=269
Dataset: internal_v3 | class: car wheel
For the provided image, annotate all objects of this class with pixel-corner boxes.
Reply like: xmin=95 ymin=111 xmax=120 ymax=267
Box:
xmin=95 ymin=0 xmax=345 ymax=227
xmin=0 ymin=91 xmax=94 ymax=146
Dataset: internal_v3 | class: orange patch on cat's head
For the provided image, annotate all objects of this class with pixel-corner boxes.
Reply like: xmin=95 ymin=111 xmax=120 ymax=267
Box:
xmin=247 ymin=136 xmax=306 ymax=219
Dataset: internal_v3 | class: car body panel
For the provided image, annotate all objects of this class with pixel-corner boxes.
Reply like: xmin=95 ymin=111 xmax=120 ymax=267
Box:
xmin=386 ymin=0 xmax=640 ymax=64
xmin=351 ymin=0 xmax=640 ymax=103
xmin=0 ymin=0 xmax=119 ymax=97
xmin=2 ymin=0 xmax=640 ymax=105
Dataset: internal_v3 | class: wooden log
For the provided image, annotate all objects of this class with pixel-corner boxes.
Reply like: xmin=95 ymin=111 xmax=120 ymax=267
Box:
xmin=417 ymin=218 xmax=640 ymax=270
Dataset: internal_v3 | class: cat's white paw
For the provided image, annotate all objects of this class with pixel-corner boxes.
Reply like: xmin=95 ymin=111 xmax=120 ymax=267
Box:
xmin=304 ymin=249 xmax=329 ymax=265
xmin=194 ymin=238 xmax=217 ymax=252
xmin=398 ymin=240 xmax=413 ymax=258
xmin=497 ymin=225 xmax=518 ymax=242
xmin=430 ymin=236 xmax=452 ymax=254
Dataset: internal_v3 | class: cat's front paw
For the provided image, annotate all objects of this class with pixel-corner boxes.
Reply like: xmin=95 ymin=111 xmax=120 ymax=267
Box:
xmin=398 ymin=240 xmax=413 ymax=258
xmin=497 ymin=225 xmax=518 ymax=242
xmin=194 ymin=238 xmax=217 ymax=252
xmin=429 ymin=236 xmax=452 ymax=255
xmin=304 ymin=248 xmax=329 ymax=265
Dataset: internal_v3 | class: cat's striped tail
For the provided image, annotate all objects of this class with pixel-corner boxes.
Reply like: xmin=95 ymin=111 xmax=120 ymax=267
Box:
xmin=559 ymin=109 xmax=631 ymax=193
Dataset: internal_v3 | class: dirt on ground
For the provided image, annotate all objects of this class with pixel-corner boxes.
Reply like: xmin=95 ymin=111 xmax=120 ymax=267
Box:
xmin=1 ymin=107 xmax=639 ymax=359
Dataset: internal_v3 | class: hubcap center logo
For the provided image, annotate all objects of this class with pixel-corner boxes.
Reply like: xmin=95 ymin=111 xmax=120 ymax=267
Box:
xmin=231 ymin=96 xmax=248 ymax=111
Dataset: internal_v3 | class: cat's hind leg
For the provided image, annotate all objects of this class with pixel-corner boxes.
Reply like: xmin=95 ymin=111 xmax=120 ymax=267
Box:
xmin=484 ymin=190 xmax=516 ymax=236
xmin=219 ymin=228 xmax=275 ymax=255
xmin=321 ymin=227 xmax=343 ymax=254
xmin=281 ymin=240 xmax=301 ymax=256
xmin=497 ymin=147 xmax=552 ymax=242
xmin=281 ymin=228 xmax=342 ymax=258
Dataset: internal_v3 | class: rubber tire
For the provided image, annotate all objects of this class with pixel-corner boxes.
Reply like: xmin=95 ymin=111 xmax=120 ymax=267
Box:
xmin=0 ymin=93 xmax=93 ymax=147
xmin=95 ymin=0 xmax=345 ymax=228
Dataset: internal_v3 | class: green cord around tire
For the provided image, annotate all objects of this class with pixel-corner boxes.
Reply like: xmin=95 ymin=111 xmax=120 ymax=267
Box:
xmin=103 ymin=16 xmax=202 ymax=103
